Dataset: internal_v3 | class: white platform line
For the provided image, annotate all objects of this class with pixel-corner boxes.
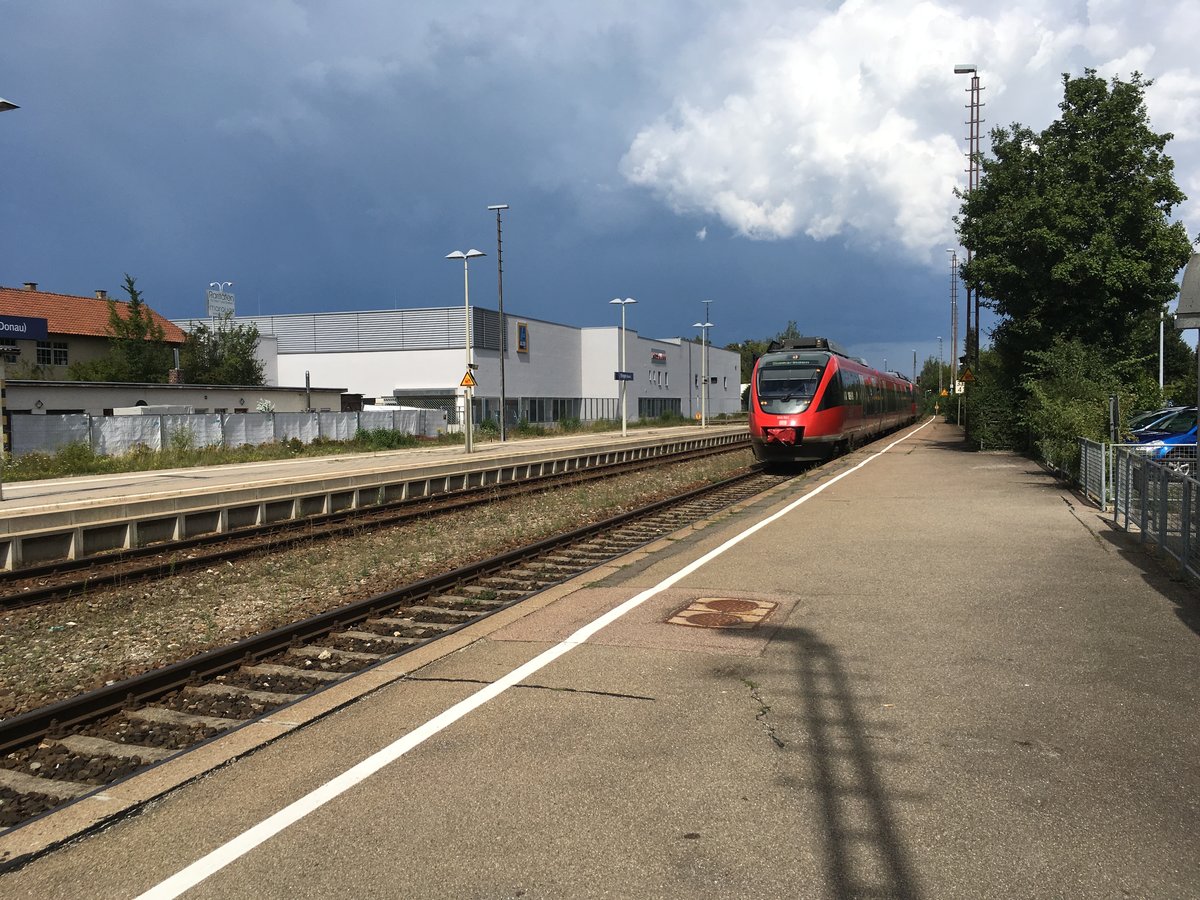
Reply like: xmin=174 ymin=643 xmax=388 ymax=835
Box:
xmin=135 ymin=418 xmax=932 ymax=900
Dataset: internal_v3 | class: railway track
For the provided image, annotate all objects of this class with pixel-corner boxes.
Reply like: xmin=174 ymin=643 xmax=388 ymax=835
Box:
xmin=0 ymin=441 xmax=744 ymax=610
xmin=0 ymin=467 xmax=794 ymax=835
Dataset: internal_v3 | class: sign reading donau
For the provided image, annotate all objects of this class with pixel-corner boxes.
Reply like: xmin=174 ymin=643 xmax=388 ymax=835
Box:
xmin=0 ymin=315 xmax=49 ymax=341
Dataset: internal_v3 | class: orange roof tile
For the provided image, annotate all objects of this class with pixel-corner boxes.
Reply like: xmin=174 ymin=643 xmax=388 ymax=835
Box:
xmin=0 ymin=285 xmax=186 ymax=344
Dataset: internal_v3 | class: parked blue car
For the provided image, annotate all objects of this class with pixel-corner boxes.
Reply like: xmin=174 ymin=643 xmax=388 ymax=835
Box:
xmin=1127 ymin=406 xmax=1187 ymax=434
xmin=1134 ymin=407 xmax=1198 ymax=475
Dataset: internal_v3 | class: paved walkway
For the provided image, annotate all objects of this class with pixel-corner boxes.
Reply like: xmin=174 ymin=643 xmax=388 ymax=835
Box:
xmin=2 ymin=419 xmax=1197 ymax=898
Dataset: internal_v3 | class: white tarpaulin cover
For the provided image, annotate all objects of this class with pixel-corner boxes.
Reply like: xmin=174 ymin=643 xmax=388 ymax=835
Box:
xmin=92 ymin=416 xmax=162 ymax=455
xmin=11 ymin=414 xmax=90 ymax=456
xmin=274 ymin=413 xmax=319 ymax=443
xmin=10 ymin=410 xmax=450 ymax=457
xmin=222 ymin=414 xmax=274 ymax=449
xmin=163 ymin=414 xmax=223 ymax=449
xmin=319 ymin=412 xmax=357 ymax=442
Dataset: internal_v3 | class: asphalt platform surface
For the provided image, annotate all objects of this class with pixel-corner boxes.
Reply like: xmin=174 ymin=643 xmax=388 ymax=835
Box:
xmin=2 ymin=418 xmax=1197 ymax=899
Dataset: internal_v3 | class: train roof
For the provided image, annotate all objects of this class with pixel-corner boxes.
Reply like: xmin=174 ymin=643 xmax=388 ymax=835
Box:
xmin=766 ymin=336 xmax=851 ymax=357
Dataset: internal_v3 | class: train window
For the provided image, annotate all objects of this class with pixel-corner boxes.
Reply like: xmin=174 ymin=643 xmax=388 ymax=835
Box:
xmin=756 ymin=354 xmax=827 ymax=414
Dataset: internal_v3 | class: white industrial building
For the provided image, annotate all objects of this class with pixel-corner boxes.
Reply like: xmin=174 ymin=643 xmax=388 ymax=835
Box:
xmin=201 ymin=306 xmax=741 ymax=428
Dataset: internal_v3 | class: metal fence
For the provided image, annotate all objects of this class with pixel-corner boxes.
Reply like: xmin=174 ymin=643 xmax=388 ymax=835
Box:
xmin=1112 ymin=444 xmax=1200 ymax=580
xmin=9 ymin=408 xmax=448 ymax=458
xmin=1077 ymin=437 xmax=1108 ymax=507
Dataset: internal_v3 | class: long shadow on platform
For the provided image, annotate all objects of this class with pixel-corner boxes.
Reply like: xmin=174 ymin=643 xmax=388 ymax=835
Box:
xmin=1094 ymin=519 xmax=1200 ymax=638
xmin=773 ymin=626 xmax=923 ymax=900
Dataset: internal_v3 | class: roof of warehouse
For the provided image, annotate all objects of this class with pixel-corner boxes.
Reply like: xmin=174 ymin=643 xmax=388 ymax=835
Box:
xmin=0 ymin=285 xmax=187 ymax=343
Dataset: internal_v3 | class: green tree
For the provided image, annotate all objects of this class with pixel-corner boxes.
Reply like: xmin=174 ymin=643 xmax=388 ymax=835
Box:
xmin=956 ymin=70 xmax=1194 ymax=451
xmin=959 ymin=70 xmax=1192 ymax=366
xmin=180 ymin=313 xmax=266 ymax=385
xmin=725 ymin=321 xmax=805 ymax=382
xmin=70 ymin=274 xmax=174 ymax=383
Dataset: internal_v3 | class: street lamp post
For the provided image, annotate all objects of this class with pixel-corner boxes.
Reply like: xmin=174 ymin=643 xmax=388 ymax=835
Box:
xmin=692 ymin=312 xmax=714 ymax=428
xmin=610 ymin=298 xmax=636 ymax=436
xmin=446 ymin=249 xmax=486 ymax=453
xmin=0 ymin=97 xmax=18 ymax=501
xmin=487 ymin=204 xmax=509 ymax=440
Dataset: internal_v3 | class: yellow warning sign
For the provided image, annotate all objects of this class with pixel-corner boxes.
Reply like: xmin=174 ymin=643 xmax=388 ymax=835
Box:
xmin=460 ymin=371 xmax=477 ymax=388
xmin=940 ymin=389 xmax=949 ymax=397
xmin=960 ymin=367 xmax=976 ymax=383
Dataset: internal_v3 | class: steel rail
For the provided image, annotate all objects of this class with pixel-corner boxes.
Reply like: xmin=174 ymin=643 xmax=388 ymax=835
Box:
xmin=0 ymin=467 xmax=772 ymax=756
xmin=0 ymin=441 xmax=748 ymax=609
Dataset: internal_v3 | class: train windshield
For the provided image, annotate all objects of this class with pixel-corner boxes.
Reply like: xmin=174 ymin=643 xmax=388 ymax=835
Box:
xmin=757 ymin=352 xmax=828 ymax=414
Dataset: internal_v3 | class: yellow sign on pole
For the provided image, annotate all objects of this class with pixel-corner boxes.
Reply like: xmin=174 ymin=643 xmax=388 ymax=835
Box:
xmin=960 ymin=367 xmax=976 ymax=383
xmin=460 ymin=371 xmax=477 ymax=388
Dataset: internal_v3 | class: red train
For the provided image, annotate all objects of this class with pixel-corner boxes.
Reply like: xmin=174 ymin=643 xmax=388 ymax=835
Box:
xmin=749 ymin=336 xmax=918 ymax=464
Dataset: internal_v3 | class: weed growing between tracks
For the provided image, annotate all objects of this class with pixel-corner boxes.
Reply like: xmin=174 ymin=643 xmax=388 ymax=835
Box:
xmin=0 ymin=450 xmax=757 ymax=719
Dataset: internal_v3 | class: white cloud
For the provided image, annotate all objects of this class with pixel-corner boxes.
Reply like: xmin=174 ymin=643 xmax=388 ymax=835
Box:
xmin=620 ymin=0 xmax=1200 ymax=264
xmin=696 ymin=226 xmax=708 ymax=241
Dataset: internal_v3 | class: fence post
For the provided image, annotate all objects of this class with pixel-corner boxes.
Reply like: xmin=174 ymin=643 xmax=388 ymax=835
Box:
xmin=1183 ymin=477 xmax=1192 ymax=568
xmin=1100 ymin=442 xmax=1107 ymax=511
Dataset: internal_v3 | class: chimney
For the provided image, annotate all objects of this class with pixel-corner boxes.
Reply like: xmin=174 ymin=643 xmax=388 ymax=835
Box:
xmin=95 ymin=290 xmax=107 ymax=300
xmin=23 ymin=282 xmax=37 ymax=292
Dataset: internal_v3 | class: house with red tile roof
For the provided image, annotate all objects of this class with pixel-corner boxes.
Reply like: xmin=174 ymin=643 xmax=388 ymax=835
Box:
xmin=0 ymin=282 xmax=186 ymax=380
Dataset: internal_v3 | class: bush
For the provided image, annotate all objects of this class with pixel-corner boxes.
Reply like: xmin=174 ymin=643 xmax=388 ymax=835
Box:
xmin=353 ymin=428 xmax=421 ymax=451
xmin=1020 ymin=338 xmax=1159 ymax=474
xmin=513 ymin=419 xmax=547 ymax=437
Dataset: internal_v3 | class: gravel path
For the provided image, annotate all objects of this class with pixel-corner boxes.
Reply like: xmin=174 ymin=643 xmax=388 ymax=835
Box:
xmin=0 ymin=451 xmax=756 ymax=719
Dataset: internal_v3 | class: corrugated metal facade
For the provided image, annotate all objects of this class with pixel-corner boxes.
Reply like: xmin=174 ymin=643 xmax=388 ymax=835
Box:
xmin=224 ymin=308 xmax=501 ymax=353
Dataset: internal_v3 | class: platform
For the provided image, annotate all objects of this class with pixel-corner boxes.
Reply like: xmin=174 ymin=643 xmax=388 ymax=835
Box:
xmin=2 ymin=419 xmax=1197 ymax=897
xmin=0 ymin=424 xmax=747 ymax=569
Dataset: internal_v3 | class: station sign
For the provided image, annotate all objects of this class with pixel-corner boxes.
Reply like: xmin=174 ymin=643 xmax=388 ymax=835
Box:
xmin=0 ymin=315 xmax=48 ymax=341
xmin=206 ymin=290 xmax=236 ymax=317
xmin=614 ymin=371 xmax=634 ymax=381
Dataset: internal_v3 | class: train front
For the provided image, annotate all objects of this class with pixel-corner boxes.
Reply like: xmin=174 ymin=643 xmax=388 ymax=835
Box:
xmin=749 ymin=346 xmax=842 ymax=462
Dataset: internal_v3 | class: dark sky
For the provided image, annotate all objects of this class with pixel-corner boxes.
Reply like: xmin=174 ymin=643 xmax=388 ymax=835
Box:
xmin=2 ymin=1 xmax=1196 ymax=374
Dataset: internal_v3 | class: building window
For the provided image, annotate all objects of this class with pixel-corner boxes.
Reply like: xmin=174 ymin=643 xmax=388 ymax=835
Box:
xmin=0 ymin=338 xmax=16 ymax=362
xmin=36 ymin=341 xmax=68 ymax=366
xmin=516 ymin=322 xmax=529 ymax=353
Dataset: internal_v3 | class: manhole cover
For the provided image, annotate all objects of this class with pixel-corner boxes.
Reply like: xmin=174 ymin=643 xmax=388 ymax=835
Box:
xmin=668 ymin=597 xmax=778 ymax=629
xmin=705 ymin=598 xmax=759 ymax=614
xmin=685 ymin=612 xmax=743 ymax=627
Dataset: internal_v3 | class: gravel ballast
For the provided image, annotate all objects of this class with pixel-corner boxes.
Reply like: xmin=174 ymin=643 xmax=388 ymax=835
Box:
xmin=0 ymin=451 xmax=757 ymax=720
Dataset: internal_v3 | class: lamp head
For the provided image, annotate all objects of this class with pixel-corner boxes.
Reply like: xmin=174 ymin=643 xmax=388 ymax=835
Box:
xmin=954 ymin=64 xmax=977 ymax=74
xmin=466 ymin=249 xmax=486 ymax=259
xmin=0 ymin=98 xmax=18 ymax=113
xmin=446 ymin=251 xmax=466 ymax=260
xmin=487 ymin=204 xmax=509 ymax=211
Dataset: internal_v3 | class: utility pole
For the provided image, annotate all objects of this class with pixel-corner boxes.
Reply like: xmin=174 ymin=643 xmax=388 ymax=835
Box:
xmin=955 ymin=64 xmax=985 ymax=368
xmin=488 ymin=204 xmax=510 ymax=440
